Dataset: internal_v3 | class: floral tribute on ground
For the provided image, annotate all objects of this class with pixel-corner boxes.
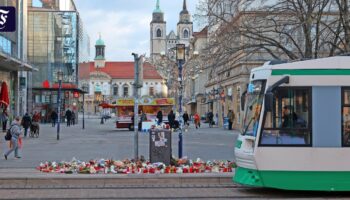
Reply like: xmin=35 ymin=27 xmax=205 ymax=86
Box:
xmin=36 ymin=156 xmax=236 ymax=174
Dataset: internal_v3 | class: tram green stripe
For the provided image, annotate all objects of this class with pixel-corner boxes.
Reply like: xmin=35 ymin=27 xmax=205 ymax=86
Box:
xmin=234 ymin=167 xmax=350 ymax=191
xmin=272 ymin=69 xmax=350 ymax=76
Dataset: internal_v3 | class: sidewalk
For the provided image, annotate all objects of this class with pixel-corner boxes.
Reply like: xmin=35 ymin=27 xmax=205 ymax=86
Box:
xmin=0 ymin=118 xmax=238 ymax=168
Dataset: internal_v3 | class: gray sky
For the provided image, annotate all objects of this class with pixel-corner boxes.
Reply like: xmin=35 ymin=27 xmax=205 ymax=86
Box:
xmin=74 ymin=0 xmax=201 ymax=61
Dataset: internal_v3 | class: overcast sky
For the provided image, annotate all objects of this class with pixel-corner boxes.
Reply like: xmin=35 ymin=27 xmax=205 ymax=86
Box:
xmin=74 ymin=0 xmax=201 ymax=61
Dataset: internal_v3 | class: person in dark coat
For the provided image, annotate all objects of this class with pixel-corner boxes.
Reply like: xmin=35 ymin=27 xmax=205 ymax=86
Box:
xmin=183 ymin=111 xmax=189 ymax=126
xmin=51 ymin=110 xmax=58 ymax=127
xmin=65 ymin=109 xmax=72 ymax=127
xmin=22 ymin=113 xmax=32 ymax=137
xmin=156 ymin=110 xmax=163 ymax=125
xmin=168 ymin=110 xmax=175 ymax=129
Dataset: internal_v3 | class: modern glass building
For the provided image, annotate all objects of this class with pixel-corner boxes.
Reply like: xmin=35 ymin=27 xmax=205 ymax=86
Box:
xmin=27 ymin=0 xmax=90 ymax=122
xmin=0 ymin=0 xmax=36 ymax=119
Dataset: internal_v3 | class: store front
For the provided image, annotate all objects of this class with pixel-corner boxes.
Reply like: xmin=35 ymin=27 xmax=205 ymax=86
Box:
xmin=0 ymin=52 xmax=36 ymax=121
xmin=32 ymin=87 xmax=85 ymax=123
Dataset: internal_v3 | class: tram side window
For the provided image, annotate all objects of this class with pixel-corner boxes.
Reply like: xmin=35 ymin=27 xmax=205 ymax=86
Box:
xmin=260 ymin=87 xmax=311 ymax=146
xmin=342 ymin=89 xmax=350 ymax=146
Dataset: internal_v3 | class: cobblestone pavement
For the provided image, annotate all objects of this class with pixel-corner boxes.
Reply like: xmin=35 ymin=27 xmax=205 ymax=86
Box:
xmin=0 ymin=118 xmax=239 ymax=168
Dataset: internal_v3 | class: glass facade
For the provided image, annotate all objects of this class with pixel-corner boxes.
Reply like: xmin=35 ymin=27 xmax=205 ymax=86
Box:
xmin=0 ymin=0 xmax=18 ymax=58
xmin=28 ymin=0 xmax=90 ymax=122
xmin=28 ymin=11 xmax=79 ymax=87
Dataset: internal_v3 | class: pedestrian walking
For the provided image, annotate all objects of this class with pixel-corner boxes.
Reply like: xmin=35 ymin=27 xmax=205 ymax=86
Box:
xmin=194 ymin=112 xmax=200 ymax=129
xmin=71 ymin=112 xmax=76 ymax=126
xmin=32 ymin=111 xmax=41 ymax=123
xmin=21 ymin=113 xmax=32 ymax=137
xmin=156 ymin=110 xmax=163 ymax=125
xmin=65 ymin=109 xmax=72 ymax=127
xmin=139 ymin=110 xmax=147 ymax=131
xmin=4 ymin=116 xmax=22 ymax=160
xmin=227 ymin=110 xmax=235 ymax=130
xmin=168 ymin=110 xmax=175 ymax=129
xmin=51 ymin=110 xmax=58 ymax=127
xmin=1 ymin=109 xmax=8 ymax=132
xmin=207 ymin=111 xmax=214 ymax=128
xmin=183 ymin=111 xmax=189 ymax=126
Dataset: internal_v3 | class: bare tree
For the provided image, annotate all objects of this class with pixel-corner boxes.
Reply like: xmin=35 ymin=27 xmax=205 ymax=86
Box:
xmin=195 ymin=0 xmax=349 ymax=67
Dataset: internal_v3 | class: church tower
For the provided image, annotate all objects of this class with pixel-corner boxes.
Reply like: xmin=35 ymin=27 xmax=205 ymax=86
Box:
xmin=150 ymin=0 xmax=166 ymax=61
xmin=177 ymin=0 xmax=193 ymax=47
xmin=94 ymin=34 xmax=106 ymax=68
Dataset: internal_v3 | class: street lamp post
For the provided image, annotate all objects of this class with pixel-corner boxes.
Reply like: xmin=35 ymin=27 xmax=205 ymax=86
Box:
xmin=82 ymin=85 xmax=87 ymax=130
xmin=176 ymin=44 xmax=186 ymax=159
xmin=57 ymin=71 xmax=63 ymax=140
xmin=132 ymin=53 xmax=141 ymax=160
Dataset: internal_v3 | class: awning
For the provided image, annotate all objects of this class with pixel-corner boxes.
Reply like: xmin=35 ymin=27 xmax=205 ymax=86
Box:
xmin=186 ymin=100 xmax=197 ymax=105
xmin=32 ymin=87 xmax=88 ymax=94
xmin=0 ymin=51 xmax=38 ymax=72
xmin=0 ymin=82 xmax=9 ymax=108
xmin=201 ymin=100 xmax=213 ymax=105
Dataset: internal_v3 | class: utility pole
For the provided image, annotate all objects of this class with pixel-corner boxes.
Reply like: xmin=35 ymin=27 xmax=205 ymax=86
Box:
xmin=132 ymin=53 xmax=141 ymax=160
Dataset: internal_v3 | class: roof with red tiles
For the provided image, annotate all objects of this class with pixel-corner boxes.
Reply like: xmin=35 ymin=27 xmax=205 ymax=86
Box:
xmin=79 ymin=61 xmax=163 ymax=80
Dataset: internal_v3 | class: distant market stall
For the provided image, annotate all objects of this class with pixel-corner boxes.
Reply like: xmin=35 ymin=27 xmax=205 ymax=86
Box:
xmin=99 ymin=97 xmax=175 ymax=130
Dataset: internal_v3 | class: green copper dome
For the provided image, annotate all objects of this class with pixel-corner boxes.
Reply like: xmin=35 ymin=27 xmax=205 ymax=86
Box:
xmin=95 ymin=34 xmax=105 ymax=46
xmin=95 ymin=38 xmax=105 ymax=46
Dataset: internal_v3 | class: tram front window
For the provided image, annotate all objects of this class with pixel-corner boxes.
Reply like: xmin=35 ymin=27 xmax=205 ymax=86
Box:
xmin=242 ymin=81 xmax=265 ymax=136
xmin=260 ymin=87 xmax=312 ymax=146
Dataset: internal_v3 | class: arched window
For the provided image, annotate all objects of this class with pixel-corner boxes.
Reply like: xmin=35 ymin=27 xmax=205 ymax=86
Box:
xmin=156 ymin=29 xmax=162 ymax=37
xmin=183 ymin=29 xmax=189 ymax=38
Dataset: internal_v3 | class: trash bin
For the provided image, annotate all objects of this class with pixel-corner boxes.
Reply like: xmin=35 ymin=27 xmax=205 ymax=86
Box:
xmin=223 ymin=117 xmax=229 ymax=129
xmin=149 ymin=128 xmax=172 ymax=165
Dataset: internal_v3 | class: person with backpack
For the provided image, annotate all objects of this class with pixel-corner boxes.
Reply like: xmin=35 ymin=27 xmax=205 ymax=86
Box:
xmin=4 ymin=116 xmax=22 ymax=160
xmin=21 ymin=113 xmax=32 ymax=137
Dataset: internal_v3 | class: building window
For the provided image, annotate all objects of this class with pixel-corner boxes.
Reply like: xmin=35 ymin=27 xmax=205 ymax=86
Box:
xmin=0 ymin=35 xmax=12 ymax=55
xmin=149 ymin=87 xmax=155 ymax=96
xmin=156 ymin=29 xmax=162 ymax=37
xmin=260 ymin=87 xmax=312 ymax=146
xmin=113 ymin=86 xmax=118 ymax=96
xmin=123 ymin=85 xmax=129 ymax=97
xmin=183 ymin=29 xmax=189 ymax=38
xmin=342 ymin=88 xmax=350 ymax=146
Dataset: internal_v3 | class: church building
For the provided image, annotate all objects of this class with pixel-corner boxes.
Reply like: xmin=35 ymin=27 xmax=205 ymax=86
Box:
xmin=150 ymin=0 xmax=193 ymax=61
xmin=79 ymin=36 xmax=166 ymax=114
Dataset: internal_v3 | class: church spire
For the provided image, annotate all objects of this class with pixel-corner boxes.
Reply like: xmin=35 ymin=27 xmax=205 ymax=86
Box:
xmin=153 ymin=0 xmax=162 ymax=13
xmin=183 ymin=0 xmax=187 ymax=11
xmin=180 ymin=0 xmax=189 ymax=15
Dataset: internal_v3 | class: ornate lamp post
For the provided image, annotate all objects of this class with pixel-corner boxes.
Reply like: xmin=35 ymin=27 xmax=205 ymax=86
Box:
xmin=176 ymin=43 xmax=186 ymax=158
xmin=57 ymin=71 xmax=64 ymax=140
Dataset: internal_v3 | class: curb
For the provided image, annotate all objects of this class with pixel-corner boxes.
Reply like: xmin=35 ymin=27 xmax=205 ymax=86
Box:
xmin=0 ymin=169 xmax=235 ymax=189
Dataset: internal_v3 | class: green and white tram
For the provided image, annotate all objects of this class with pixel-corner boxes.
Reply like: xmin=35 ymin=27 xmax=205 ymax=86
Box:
xmin=234 ymin=56 xmax=350 ymax=191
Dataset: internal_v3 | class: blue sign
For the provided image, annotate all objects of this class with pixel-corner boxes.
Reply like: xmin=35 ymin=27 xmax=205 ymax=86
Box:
xmin=0 ymin=7 xmax=15 ymax=32
xmin=248 ymin=83 xmax=255 ymax=93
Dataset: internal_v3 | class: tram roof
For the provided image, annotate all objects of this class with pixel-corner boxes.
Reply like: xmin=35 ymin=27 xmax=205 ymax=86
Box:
xmin=270 ymin=56 xmax=350 ymax=70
